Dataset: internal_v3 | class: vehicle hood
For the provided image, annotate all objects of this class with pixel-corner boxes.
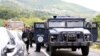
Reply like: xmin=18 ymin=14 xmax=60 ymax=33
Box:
xmin=49 ymin=28 xmax=90 ymax=34
xmin=9 ymin=30 xmax=21 ymax=41
xmin=0 ymin=27 xmax=10 ymax=56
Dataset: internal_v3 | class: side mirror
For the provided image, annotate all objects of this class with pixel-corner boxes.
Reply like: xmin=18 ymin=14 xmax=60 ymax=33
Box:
xmin=85 ymin=22 xmax=92 ymax=28
xmin=92 ymin=22 xmax=97 ymax=28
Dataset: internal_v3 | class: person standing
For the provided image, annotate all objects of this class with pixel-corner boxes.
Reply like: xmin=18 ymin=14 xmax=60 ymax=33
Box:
xmin=22 ymin=26 xmax=30 ymax=54
xmin=35 ymin=43 xmax=42 ymax=52
xmin=29 ymin=28 xmax=34 ymax=47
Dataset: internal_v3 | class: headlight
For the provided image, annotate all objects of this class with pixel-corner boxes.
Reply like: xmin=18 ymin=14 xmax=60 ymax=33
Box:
xmin=87 ymin=35 xmax=90 ymax=38
xmin=1 ymin=39 xmax=16 ymax=56
xmin=51 ymin=36 xmax=55 ymax=38
xmin=1 ymin=47 xmax=7 ymax=56
xmin=1 ymin=46 xmax=15 ymax=56
xmin=84 ymin=34 xmax=91 ymax=41
xmin=50 ymin=35 xmax=57 ymax=42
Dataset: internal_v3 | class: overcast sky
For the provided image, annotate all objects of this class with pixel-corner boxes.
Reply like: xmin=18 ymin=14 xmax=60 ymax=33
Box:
xmin=62 ymin=0 xmax=100 ymax=12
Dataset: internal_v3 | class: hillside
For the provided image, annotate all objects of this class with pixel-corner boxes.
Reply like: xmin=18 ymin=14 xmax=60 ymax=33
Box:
xmin=0 ymin=0 xmax=97 ymax=18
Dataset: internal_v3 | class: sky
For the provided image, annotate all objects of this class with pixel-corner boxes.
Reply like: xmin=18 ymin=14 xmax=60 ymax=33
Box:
xmin=62 ymin=0 xmax=100 ymax=12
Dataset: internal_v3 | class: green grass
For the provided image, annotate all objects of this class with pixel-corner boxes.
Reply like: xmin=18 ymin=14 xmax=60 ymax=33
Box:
xmin=0 ymin=19 xmax=4 ymax=27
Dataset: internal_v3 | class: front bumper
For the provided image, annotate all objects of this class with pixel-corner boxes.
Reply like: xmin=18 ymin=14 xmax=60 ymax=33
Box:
xmin=7 ymin=47 xmax=24 ymax=56
xmin=50 ymin=41 xmax=92 ymax=46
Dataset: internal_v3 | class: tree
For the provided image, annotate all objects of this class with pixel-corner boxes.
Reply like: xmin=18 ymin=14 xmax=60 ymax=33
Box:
xmin=93 ymin=14 xmax=100 ymax=39
xmin=93 ymin=14 xmax=100 ymax=28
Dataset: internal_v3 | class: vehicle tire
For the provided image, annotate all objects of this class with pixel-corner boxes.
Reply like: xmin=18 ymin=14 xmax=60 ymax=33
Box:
xmin=81 ymin=46 xmax=89 ymax=56
xmin=46 ymin=46 xmax=50 ymax=52
xmin=71 ymin=47 xmax=77 ymax=51
xmin=50 ymin=46 xmax=56 ymax=56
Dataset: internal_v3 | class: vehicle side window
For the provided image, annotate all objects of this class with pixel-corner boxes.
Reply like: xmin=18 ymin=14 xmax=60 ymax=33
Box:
xmin=85 ymin=22 xmax=92 ymax=28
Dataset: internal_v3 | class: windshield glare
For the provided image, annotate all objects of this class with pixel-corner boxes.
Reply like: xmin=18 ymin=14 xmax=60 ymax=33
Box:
xmin=67 ymin=21 xmax=84 ymax=27
xmin=48 ymin=21 xmax=84 ymax=28
xmin=35 ymin=24 xmax=45 ymax=28
xmin=49 ymin=21 xmax=65 ymax=27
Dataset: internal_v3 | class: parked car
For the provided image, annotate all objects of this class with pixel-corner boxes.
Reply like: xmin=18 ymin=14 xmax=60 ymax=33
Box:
xmin=0 ymin=27 xmax=25 ymax=56
xmin=9 ymin=30 xmax=27 ymax=56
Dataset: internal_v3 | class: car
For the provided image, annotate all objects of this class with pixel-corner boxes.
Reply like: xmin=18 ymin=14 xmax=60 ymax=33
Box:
xmin=9 ymin=30 xmax=27 ymax=56
xmin=0 ymin=27 xmax=25 ymax=56
xmin=34 ymin=16 xmax=98 ymax=56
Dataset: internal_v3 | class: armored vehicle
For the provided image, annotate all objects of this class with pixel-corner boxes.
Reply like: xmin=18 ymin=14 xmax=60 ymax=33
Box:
xmin=34 ymin=16 xmax=98 ymax=56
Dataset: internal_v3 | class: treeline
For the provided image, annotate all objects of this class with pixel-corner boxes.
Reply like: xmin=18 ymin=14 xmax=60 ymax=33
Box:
xmin=0 ymin=5 xmax=23 ymax=19
xmin=0 ymin=5 xmax=52 ymax=26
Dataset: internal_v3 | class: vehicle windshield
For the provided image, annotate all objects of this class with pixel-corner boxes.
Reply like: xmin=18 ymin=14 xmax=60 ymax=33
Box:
xmin=49 ymin=21 xmax=65 ymax=27
xmin=67 ymin=21 xmax=84 ymax=28
xmin=48 ymin=20 xmax=84 ymax=28
xmin=35 ymin=24 xmax=45 ymax=28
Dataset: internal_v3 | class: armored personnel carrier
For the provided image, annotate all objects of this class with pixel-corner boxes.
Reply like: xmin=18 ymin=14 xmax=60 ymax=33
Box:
xmin=34 ymin=16 xmax=98 ymax=56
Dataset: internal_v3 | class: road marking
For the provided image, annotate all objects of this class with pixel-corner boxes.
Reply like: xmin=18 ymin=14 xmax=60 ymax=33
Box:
xmin=41 ymin=49 xmax=50 ymax=56
xmin=33 ymin=44 xmax=50 ymax=56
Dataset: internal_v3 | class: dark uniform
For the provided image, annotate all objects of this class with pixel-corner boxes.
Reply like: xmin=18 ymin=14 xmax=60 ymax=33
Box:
xmin=29 ymin=30 xmax=34 ymax=47
xmin=35 ymin=30 xmax=42 ymax=52
xmin=35 ymin=43 xmax=42 ymax=52
xmin=22 ymin=29 xmax=30 ymax=53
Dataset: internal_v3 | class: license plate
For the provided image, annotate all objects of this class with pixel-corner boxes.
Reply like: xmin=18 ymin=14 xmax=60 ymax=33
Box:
xmin=67 ymin=34 xmax=76 ymax=37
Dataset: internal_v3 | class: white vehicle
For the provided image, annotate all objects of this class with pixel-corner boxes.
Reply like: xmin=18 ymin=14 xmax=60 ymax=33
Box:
xmin=0 ymin=27 xmax=25 ymax=56
xmin=9 ymin=30 xmax=27 ymax=56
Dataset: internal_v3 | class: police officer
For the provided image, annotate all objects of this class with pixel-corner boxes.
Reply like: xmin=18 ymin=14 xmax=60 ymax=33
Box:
xmin=22 ymin=26 xmax=30 ymax=54
xmin=35 ymin=29 xmax=42 ymax=52
xmin=35 ymin=43 xmax=42 ymax=52
xmin=29 ymin=28 xmax=34 ymax=47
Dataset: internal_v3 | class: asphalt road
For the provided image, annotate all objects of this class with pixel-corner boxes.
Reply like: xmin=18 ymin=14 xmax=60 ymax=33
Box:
xmin=48 ymin=49 xmax=100 ymax=56
xmin=29 ymin=44 xmax=100 ymax=56
xmin=28 ymin=44 xmax=45 ymax=56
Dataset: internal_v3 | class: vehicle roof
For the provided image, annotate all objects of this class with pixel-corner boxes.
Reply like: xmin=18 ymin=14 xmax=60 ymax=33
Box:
xmin=48 ymin=18 xmax=85 ymax=20
xmin=47 ymin=18 xmax=85 ymax=22
xmin=48 ymin=16 xmax=86 ymax=21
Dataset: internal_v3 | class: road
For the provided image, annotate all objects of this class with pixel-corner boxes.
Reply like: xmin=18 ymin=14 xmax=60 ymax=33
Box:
xmin=28 ymin=46 xmax=45 ymax=56
xmin=29 ymin=44 xmax=100 ymax=56
xmin=47 ymin=49 xmax=100 ymax=56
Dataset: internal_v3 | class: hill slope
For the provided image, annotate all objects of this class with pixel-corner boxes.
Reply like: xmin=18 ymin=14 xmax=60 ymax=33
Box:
xmin=0 ymin=0 xmax=97 ymax=18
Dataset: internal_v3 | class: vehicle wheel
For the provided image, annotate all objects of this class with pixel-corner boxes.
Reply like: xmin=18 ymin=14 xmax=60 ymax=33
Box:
xmin=71 ymin=47 xmax=77 ymax=51
xmin=81 ymin=46 xmax=89 ymax=56
xmin=46 ymin=46 xmax=50 ymax=52
xmin=50 ymin=46 xmax=56 ymax=56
